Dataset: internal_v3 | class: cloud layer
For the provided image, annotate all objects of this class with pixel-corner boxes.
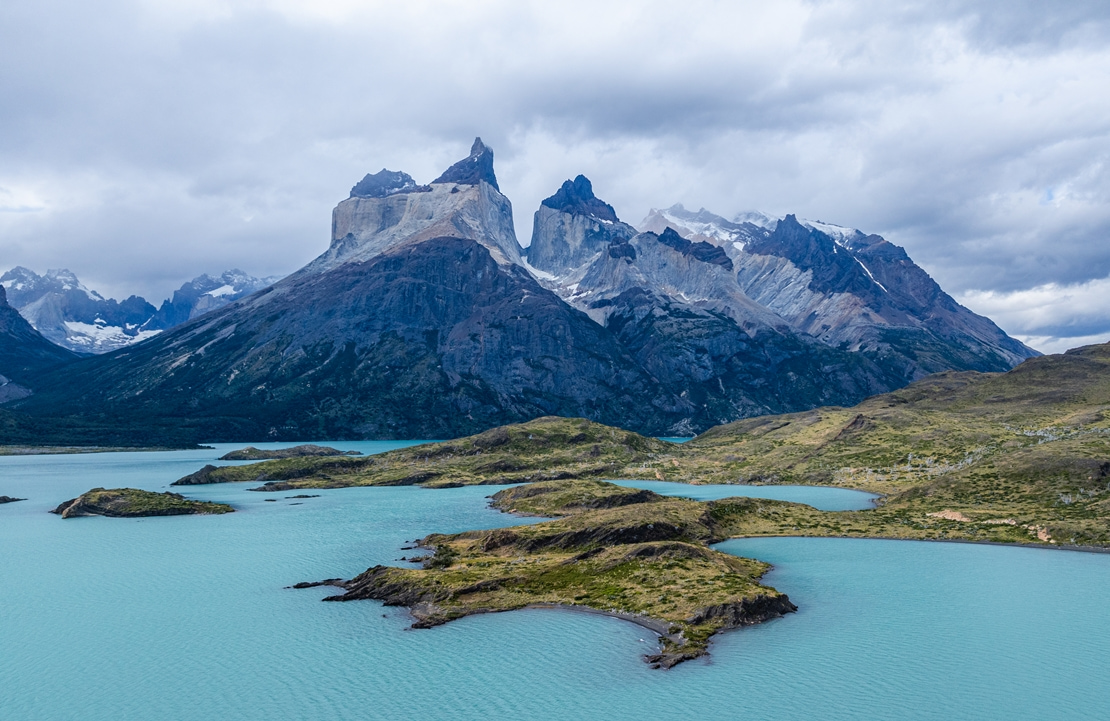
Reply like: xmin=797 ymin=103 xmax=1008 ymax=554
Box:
xmin=1 ymin=0 xmax=1108 ymax=352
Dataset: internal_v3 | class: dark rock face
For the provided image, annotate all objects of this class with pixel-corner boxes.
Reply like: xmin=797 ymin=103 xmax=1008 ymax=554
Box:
xmin=0 ymin=496 xmax=26 ymax=504
xmin=540 ymin=175 xmax=619 ymax=223
xmin=527 ymin=174 xmax=638 ymax=274
xmin=0 ymin=284 xmax=77 ymax=387
xmin=350 ymin=169 xmax=428 ymax=199
xmin=746 ymin=215 xmax=872 ymax=297
xmin=599 ymin=288 xmax=899 ymax=426
xmin=432 ymin=137 xmax=499 ymax=190
xmin=654 ymin=227 xmax=733 ymax=271
xmin=645 ymin=593 xmax=797 ymax=669
xmin=17 ymin=237 xmax=677 ymax=440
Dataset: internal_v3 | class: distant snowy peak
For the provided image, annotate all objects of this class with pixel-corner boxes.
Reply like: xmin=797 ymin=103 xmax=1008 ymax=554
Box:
xmin=146 ymin=269 xmax=281 ymax=330
xmin=641 ymin=205 xmax=876 ymax=256
xmin=0 ymin=266 xmax=280 ymax=354
xmin=173 ymin=269 xmax=278 ymax=300
xmin=0 ymin=266 xmax=102 ymax=306
xmin=799 ymin=219 xmax=866 ymax=247
xmin=639 ymin=204 xmax=768 ymax=254
xmin=732 ymin=210 xmax=778 ymax=230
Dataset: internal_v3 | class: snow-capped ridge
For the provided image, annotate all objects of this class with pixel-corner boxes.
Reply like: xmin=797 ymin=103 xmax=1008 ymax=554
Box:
xmin=1 ymin=266 xmax=279 ymax=353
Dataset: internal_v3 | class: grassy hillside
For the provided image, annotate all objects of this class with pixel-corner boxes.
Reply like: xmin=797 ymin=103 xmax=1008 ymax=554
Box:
xmin=182 ymin=343 xmax=1110 ymax=547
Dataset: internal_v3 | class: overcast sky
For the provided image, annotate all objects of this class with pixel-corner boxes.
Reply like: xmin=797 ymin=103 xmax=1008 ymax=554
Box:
xmin=1 ymin=0 xmax=1108 ymax=354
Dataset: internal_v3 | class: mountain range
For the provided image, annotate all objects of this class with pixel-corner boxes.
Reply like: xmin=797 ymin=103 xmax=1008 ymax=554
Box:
xmin=0 ymin=267 xmax=280 ymax=354
xmin=0 ymin=138 xmax=1037 ymax=443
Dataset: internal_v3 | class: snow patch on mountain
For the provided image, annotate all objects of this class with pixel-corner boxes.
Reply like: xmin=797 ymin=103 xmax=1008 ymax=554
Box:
xmin=63 ymin=321 xmax=162 ymax=351
xmin=1 ymin=266 xmax=280 ymax=354
xmin=800 ymin=219 xmax=864 ymax=247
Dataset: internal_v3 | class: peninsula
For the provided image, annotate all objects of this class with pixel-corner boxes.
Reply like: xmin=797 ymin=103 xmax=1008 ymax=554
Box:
xmin=310 ymin=479 xmax=798 ymax=668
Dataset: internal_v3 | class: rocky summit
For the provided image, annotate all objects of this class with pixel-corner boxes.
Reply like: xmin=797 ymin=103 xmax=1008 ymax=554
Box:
xmin=1 ymin=139 xmax=1037 ymax=443
xmin=639 ymin=204 xmax=1034 ymax=377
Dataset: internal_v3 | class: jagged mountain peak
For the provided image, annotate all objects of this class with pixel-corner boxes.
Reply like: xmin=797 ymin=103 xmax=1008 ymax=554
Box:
xmin=350 ymin=169 xmax=426 ymax=199
xmin=540 ymin=175 xmax=619 ymax=223
xmin=432 ymin=137 xmax=499 ymax=190
xmin=0 ymin=266 xmax=39 ymax=290
xmin=309 ymin=138 xmax=522 ymax=273
xmin=1 ymin=266 xmax=102 ymax=303
xmin=527 ymin=175 xmax=636 ymax=277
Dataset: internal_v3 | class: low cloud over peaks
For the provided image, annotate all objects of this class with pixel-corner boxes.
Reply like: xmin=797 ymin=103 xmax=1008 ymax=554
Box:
xmin=1 ymin=0 xmax=1108 ymax=349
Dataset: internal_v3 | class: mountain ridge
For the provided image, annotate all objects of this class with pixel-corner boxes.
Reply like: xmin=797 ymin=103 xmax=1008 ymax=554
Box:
xmin=0 ymin=267 xmax=280 ymax=354
xmin=1 ymin=140 xmax=1039 ymax=443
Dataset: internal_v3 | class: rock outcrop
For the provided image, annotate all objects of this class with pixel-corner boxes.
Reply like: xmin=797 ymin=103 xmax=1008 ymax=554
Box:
xmin=218 ymin=444 xmax=362 ymax=460
xmin=50 ymin=488 xmax=234 ymax=517
xmin=525 ymin=175 xmax=637 ymax=275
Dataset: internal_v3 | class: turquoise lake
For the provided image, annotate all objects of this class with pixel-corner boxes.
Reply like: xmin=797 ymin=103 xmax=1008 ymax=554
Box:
xmin=2 ymin=443 xmax=1109 ymax=720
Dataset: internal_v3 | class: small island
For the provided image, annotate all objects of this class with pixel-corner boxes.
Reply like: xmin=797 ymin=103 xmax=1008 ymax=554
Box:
xmin=0 ymin=495 xmax=26 ymax=504
xmin=218 ymin=444 xmax=362 ymax=461
xmin=51 ymin=488 xmax=234 ymax=518
xmin=307 ymin=479 xmax=797 ymax=668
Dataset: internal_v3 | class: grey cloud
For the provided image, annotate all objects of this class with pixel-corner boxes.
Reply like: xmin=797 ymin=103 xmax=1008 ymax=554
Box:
xmin=0 ymin=0 xmax=1108 ymax=350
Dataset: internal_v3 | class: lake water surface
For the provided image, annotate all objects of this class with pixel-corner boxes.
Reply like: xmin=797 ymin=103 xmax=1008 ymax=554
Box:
xmin=2 ymin=444 xmax=1108 ymax=720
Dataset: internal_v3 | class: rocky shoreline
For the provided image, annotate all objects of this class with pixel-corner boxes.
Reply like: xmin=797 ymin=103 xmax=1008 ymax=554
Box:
xmin=293 ymin=479 xmax=800 ymax=669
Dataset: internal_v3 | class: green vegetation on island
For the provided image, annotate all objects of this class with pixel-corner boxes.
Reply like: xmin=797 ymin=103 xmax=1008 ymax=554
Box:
xmin=317 ymin=479 xmax=796 ymax=668
xmin=51 ymin=488 xmax=234 ymax=518
xmin=218 ymin=444 xmax=362 ymax=461
xmin=173 ymin=418 xmax=671 ymax=489
xmin=181 ymin=343 xmax=1110 ymax=547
